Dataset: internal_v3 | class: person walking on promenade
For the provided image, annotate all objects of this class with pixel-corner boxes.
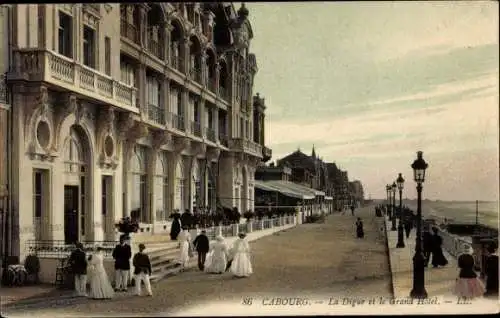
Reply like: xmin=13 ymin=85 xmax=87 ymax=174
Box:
xmin=355 ymin=218 xmax=364 ymax=239
xmin=484 ymin=243 xmax=499 ymax=297
xmin=205 ymin=235 xmax=230 ymax=274
xmin=350 ymin=205 xmax=355 ymax=216
xmin=430 ymin=227 xmax=448 ymax=268
xmin=69 ymin=242 xmax=88 ymax=297
xmin=230 ymin=233 xmax=253 ymax=278
xmin=404 ymin=217 xmax=412 ymax=238
xmin=112 ymin=235 xmax=132 ymax=292
xmin=423 ymin=229 xmax=433 ymax=267
xmin=132 ymin=244 xmax=153 ymax=297
xmin=454 ymin=244 xmax=485 ymax=299
xmin=88 ymin=247 xmax=115 ymax=299
xmin=177 ymin=227 xmax=192 ymax=271
xmin=193 ymin=230 xmax=210 ymax=271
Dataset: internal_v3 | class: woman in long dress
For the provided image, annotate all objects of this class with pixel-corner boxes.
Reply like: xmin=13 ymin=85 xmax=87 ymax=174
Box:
xmin=430 ymin=227 xmax=448 ymax=268
xmin=355 ymin=218 xmax=364 ymax=238
xmin=205 ymin=236 xmax=229 ymax=274
xmin=88 ymin=247 xmax=115 ymax=300
xmin=177 ymin=227 xmax=192 ymax=271
xmin=230 ymin=233 xmax=253 ymax=278
xmin=454 ymin=244 xmax=485 ymax=298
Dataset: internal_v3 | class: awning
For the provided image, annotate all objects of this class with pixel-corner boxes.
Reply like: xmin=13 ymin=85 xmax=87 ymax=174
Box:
xmin=325 ymin=196 xmax=333 ymax=201
xmin=268 ymin=180 xmax=325 ymax=197
xmin=254 ymin=180 xmax=314 ymax=200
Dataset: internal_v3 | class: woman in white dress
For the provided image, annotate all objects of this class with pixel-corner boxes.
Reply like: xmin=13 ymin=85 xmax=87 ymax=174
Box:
xmin=205 ymin=235 xmax=229 ymax=274
xmin=177 ymin=227 xmax=192 ymax=271
xmin=88 ymin=247 xmax=115 ymax=299
xmin=230 ymin=233 xmax=253 ymax=278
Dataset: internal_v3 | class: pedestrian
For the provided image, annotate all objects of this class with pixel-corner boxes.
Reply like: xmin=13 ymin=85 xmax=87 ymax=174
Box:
xmin=68 ymin=242 xmax=88 ymax=297
xmin=170 ymin=210 xmax=181 ymax=240
xmin=177 ymin=226 xmax=192 ymax=271
xmin=454 ymin=244 xmax=485 ymax=299
xmin=88 ymin=246 xmax=115 ymax=299
xmin=133 ymin=243 xmax=152 ymax=297
xmin=350 ymin=205 xmax=355 ymax=216
xmin=430 ymin=227 xmax=448 ymax=268
xmin=422 ymin=230 xmax=433 ymax=267
xmin=404 ymin=218 xmax=412 ymax=238
xmin=112 ymin=235 xmax=132 ymax=292
xmin=205 ymin=235 xmax=229 ymax=274
xmin=193 ymin=230 xmax=210 ymax=271
xmin=230 ymin=233 xmax=253 ymax=278
xmin=483 ymin=243 xmax=499 ymax=297
xmin=355 ymin=217 xmax=364 ymax=239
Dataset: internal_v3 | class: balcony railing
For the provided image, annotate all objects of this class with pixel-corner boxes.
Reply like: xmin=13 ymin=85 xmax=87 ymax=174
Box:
xmin=120 ymin=20 xmax=140 ymax=44
xmin=26 ymin=240 xmax=118 ymax=259
xmin=230 ymin=138 xmax=263 ymax=158
xmin=148 ymin=104 xmax=166 ymax=125
xmin=0 ymin=74 xmax=8 ymax=104
xmin=171 ymin=113 xmax=185 ymax=131
xmin=170 ymin=52 xmax=184 ymax=73
xmin=148 ymin=39 xmax=164 ymax=60
xmin=206 ymin=127 xmax=216 ymax=143
xmin=8 ymin=49 xmax=137 ymax=111
xmin=191 ymin=121 xmax=202 ymax=137
xmin=189 ymin=67 xmax=203 ymax=84
xmin=218 ymin=132 xmax=229 ymax=147
xmin=219 ymin=86 xmax=229 ymax=101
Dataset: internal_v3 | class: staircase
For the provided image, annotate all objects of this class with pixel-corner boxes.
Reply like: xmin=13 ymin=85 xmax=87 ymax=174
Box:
xmin=147 ymin=242 xmax=183 ymax=283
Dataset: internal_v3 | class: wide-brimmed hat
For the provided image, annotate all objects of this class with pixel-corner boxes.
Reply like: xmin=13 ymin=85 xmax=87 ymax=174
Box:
xmin=216 ymin=235 xmax=224 ymax=242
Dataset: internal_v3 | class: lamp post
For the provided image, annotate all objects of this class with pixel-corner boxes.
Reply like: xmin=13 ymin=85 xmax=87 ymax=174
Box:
xmin=409 ymin=151 xmax=429 ymax=299
xmin=391 ymin=182 xmax=397 ymax=231
xmin=386 ymin=184 xmax=392 ymax=221
xmin=396 ymin=173 xmax=405 ymax=248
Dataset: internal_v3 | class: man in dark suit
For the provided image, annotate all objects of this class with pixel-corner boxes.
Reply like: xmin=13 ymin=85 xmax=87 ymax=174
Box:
xmin=193 ymin=230 xmax=210 ymax=271
xmin=112 ymin=235 xmax=132 ymax=292
xmin=69 ymin=242 xmax=88 ymax=296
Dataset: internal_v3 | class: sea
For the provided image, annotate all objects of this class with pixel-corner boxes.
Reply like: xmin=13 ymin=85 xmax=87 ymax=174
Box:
xmin=379 ymin=200 xmax=499 ymax=230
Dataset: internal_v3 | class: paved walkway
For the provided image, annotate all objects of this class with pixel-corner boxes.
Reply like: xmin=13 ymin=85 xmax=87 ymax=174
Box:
xmin=384 ymin=216 xmax=459 ymax=299
xmin=3 ymin=206 xmax=391 ymax=317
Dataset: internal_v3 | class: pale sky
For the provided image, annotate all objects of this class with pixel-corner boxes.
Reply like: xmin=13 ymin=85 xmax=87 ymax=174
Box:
xmin=245 ymin=1 xmax=499 ymax=202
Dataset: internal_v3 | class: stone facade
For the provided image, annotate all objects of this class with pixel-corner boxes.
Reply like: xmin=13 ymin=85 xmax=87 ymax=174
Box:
xmin=2 ymin=3 xmax=270 ymax=262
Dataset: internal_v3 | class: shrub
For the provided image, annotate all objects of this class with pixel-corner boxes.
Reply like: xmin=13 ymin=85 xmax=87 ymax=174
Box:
xmin=243 ymin=210 xmax=254 ymax=221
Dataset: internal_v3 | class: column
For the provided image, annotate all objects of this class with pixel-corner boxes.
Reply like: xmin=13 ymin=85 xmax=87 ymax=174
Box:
xmin=92 ymin=168 xmax=104 ymax=241
xmin=148 ymin=148 xmax=157 ymax=227
xmin=182 ymin=89 xmax=189 ymax=132
xmin=201 ymin=52 xmax=208 ymax=87
xmin=200 ymin=98 xmax=206 ymax=138
xmin=139 ymin=5 xmax=147 ymax=47
xmin=164 ymin=78 xmax=171 ymax=128
xmin=183 ymin=36 xmax=190 ymax=74
xmin=167 ymin=152 xmax=178 ymax=214
xmin=260 ymin=114 xmax=265 ymax=145
xmin=164 ymin=23 xmax=172 ymax=63
xmin=138 ymin=64 xmax=147 ymax=119
xmin=213 ymin=106 xmax=219 ymax=141
xmin=215 ymin=63 xmax=220 ymax=94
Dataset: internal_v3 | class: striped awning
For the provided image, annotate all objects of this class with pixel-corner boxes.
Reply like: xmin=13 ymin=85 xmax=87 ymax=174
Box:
xmin=254 ymin=180 xmax=315 ymax=200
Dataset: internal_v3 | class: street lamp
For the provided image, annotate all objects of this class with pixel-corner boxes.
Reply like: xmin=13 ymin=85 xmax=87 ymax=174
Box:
xmin=386 ymin=184 xmax=392 ymax=221
xmin=391 ymin=182 xmax=397 ymax=231
xmin=409 ymin=151 xmax=429 ymax=299
xmin=396 ymin=173 xmax=405 ymax=248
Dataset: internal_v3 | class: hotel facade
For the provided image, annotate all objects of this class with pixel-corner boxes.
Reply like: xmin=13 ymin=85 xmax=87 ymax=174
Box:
xmin=0 ymin=3 xmax=272 ymax=262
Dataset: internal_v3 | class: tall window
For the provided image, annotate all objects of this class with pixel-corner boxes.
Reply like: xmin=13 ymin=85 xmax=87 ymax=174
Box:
xmin=176 ymin=90 xmax=183 ymax=115
xmin=38 ymin=5 xmax=45 ymax=48
xmin=240 ymin=117 xmax=244 ymax=138
xmin=130 ymin=146 xmax=148 ymax=223
xmin=33 ymin=170 xmax=43 ymax=240
xmin=80 ymin=176 xmax=86 ymax=236
xmin=104 ymin=36 xmax=111 ymax=76
xmin=208 ymin=108 xmax=213 ymax=129
xmin=193 ymin=98 xmax=199 ymax=122
xmin=155 ymin=152 xmax=168 ymax=221
xmin=120 ymin=59 xmax=135 ymax=86
xmin=147 ymin=75 xmax=160 ymax=107
xmin=169 ymin=86 xmax=178 ymax=114
xmin=58 ymin=11 xmax=73 ymax=58
xmin=83 ymin=25 xmax=96 ymax=68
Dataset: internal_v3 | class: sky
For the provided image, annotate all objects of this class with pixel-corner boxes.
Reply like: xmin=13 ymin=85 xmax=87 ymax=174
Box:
xmin=246 ymin=1 xmax=499 ymax=202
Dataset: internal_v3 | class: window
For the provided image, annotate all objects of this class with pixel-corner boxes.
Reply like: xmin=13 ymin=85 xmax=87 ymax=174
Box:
xmin=38 ymin=5 xmax=45 ymax=48
xmin=104 ymin=36 xmax=111 ymax=76
xmin=58 ymin=11 xmax=73 ymax=58
xmin=120 ymin=59 xmax=135 ymax=86
xmin=240 ymin=117 xmax=244 ymax=138
xmin=81 ymin=176 xmax=86 ymax=236
xmin=130 ymin=146 xmax=148 ymax=223
xmin=102 ymin=177 xmax=107 ymax=216
xmin=147 ymin=75 xmax=160 ymax=107
xmin=83 ymin=25 xmax=96 ymax=68
xmin=193 ymin=99 xmax=199 ymax=122
xmin=155 ymin=153 xmax=168 ymax=221
xmin=208 ymin=107 xmax=213 ymax=128
xmin=33 ymin=171 xmax=43 ymax=218
xmin=169 ymin=87 xmax=178 ymax=114
xmin=177 ymin=90 xmax=183 ymax=115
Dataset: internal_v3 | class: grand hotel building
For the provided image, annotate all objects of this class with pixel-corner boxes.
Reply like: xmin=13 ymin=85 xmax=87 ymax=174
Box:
xmin=0 ymin=3 xmax=272 ymax=261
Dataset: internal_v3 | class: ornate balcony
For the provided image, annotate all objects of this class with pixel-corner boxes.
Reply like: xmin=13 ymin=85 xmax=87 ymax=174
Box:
xmin=206 ymin=127 xmax=216 ymax=143
xmin=230 ymin=138 xmax=263 ymax=158
xmin=262 ymin=146 xmax=272 ymax=162
xmin=120 ymin=20 xmax=140 ymax=44
xmin=171 ymin=113 xmax=185 ymax=131
xmin=147 ymin=39 xmax=164 ymax=60
xmin=191 ymin=121 xmax=202 ymax=137
xmin=148 ymin=104 xmax=166 ymax=125
xmin=218 ymin=132 xmax=229 ymax=147
xmin=8 ymin=49 xmax=137 ymax=112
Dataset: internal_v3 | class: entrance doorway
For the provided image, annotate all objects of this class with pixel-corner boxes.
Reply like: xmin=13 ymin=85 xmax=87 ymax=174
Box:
xmin=64 ymin=185 xmax=79 ymax=244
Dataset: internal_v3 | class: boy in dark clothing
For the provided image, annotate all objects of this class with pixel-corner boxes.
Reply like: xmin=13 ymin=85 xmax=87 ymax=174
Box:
xmin=69 ymin=242 xmax=88 ymax=296
xmin=133 ymin=243 xmax=152 ymax=297
xmin=193 ymin=230 xmax=210 ymax=271
xmin=112 ymin=235 xmax=132 ymax=292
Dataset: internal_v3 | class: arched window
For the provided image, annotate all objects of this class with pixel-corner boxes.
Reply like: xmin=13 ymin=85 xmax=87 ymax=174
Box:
xmin=155 ymin=152 xmax=168 ymax=221
xmin=64 ymin=132 xmax=85 ymax=174
xmin=130 ymin=146 xmax=147 ymax=222
xmin=175 ymin=158 xmax=186 ymax=212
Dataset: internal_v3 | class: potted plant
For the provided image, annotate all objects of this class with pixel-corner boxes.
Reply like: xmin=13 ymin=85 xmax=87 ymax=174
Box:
xmin=115 ymin=216 xmax=139 ymax=235
xmin=255 ymin=209 xmax=265 ymax=220
xmin=243 ymin=210 xmax=254 ymax=222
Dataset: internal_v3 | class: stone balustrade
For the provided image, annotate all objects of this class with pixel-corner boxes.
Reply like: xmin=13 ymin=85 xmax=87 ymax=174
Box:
xmin=8 ymin=49 xmax=138 ymax=112
xmin=230 ymin=138 xmax=263 ymax=158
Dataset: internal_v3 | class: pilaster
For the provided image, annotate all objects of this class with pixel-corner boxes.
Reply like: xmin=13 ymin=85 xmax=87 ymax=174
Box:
xmin=164 ymin=78 xmax=171 ymax=128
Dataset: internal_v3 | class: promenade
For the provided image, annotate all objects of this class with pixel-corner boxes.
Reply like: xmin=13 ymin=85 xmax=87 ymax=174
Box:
xmin=3 ymin=206 xmax=391 ymax=317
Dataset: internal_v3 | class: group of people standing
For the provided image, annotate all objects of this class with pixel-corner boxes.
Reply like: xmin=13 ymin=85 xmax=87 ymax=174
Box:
xmin=68 ymin=235 xmax=154 ymax=300
xmin=177 ymin=226 xmax=253 ymax=278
